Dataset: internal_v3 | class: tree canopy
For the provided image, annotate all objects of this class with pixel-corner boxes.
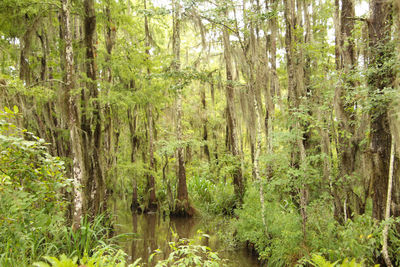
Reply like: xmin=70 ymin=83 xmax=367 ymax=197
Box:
xmin=1 ymin=0 xmax=400 ymax=265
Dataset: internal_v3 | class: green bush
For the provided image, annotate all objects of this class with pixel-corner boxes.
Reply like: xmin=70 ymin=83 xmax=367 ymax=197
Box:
xmin=0 ymin=108 xmax=119 ymax=265
xmin=235 ymin=185 xmax=303 ymax=266
xmin=61 ymin=214 xmax=116 ymax=259
xmin=151 ymin=233 xmax=226 ymax=267
xmin=33 ymin=246 xmax=138 ymax=267
xmin=306 ymin=254 xmax=380 ymax=267
xmin=233 ymin=184 xmax=388 ymax=266
xmin=0 ymin=107 xmax=71 ymax=265
xmin=188 ymin=172 xmax=236 ymax=215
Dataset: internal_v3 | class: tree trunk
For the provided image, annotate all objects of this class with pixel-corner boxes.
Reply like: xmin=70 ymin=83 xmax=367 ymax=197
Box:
xmin=144 ymin=0 xmax=157 ymax=211
xmin=103 ymin=0 xmax=117 ymax=210
xmin=268 ymin=0 xmax=281 ymax=106
xmin=60 ymin=0 xmax=86 ymax=230
xmin=264 ymin=0 xmax=276 ymax=177
xmin=83 ymin=0 xmax=105 ymax=215
xmin=382 ymin=136 xmax=395 ymax=267
xmin=284 ymin=0 xmax=309 ymax=245
xmin=368 ymin=0 xmax=394 ymax=221
xmin=128 ymin=105 xmax=140 ymax=212
xmin=172 ymin=0 xmax=191 ymax=216
xmin=201 ymin=84 xmax=210 ymax=161
xmin=222 ymin=17 xmax=244 ymax=202
xmin=147 ymin=105 xmax=157 ymax=211
xmin=333 ymin=0 xmax=359 ymax=223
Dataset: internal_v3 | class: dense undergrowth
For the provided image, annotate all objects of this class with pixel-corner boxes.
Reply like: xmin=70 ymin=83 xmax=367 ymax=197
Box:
xmin=187 ymin=160 xmax=400 ymax=266
xmin=2 ymin=106 xmax=399 ymax=267
xmin=0 ymin=108 xmax=228 ymax=267
xmin=0 ymin=109 xmax=120 ymax=266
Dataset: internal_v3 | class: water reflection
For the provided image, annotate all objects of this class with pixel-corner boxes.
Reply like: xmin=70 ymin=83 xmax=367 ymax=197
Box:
xmin=121 ymin=213 xmax=260 ymax=266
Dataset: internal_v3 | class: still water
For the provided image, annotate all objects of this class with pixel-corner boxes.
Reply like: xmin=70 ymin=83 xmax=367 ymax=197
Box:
xmin=115 ymin=212 xmax=261 ymax=266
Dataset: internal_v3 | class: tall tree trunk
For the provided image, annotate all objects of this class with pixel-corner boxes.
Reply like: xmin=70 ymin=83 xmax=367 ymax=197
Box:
xmin=264 ymin=0 xmax=276 ymax=177
xmin=368 ymin=0 xmax=394 ymax=221
xmin=20 ymin=20 xmax=32 ymax=87
xmin=201 ymin=83 xmax=210 ymax=161
xmin=128 ymin=105 xmax=140 ymax=212
xmin=144 ymin=0 xmax=157 ymax=211
xmin=147 ymin=105 xmax=157 ymax=210
xmin=83 ymin=0 xmax=105 ymax=215
xmin=172 ymin=0 xmax=191 ymax=216
xmin=333 ymin=0 xmax=359 ymax=223
xmin=222 ymin=17 xmax=244 ymax=202
xmin=103 ymin=0 xmax=117 ymax=210
xmin=268 ymin=0 xmax=280 ymax=106
xmin=251 ymin=71 xmax=267 ymax=235
xmin=244 ymin=0 xmax=267 ymax=233
xmin=382 ymin=136 xmax=395 ymax=267
xmin=60 ymin=0 xmax=86 ymax=229
xmin=284 ymin=0 xmax=309 ymax=245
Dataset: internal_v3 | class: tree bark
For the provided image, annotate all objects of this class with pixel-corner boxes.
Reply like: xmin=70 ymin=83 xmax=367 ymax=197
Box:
xmin=333 ymin=0 xmax=360 ymax=223
xmin=147 ymin=105 xmax=157 ymax=210
xmin=103 ymin=0 xmax=117 ymax=210
xmin=222 ymin=17 xmax=244 ymax=202
xmin=83 ymin=0 xmax=105 ymax=215
xmin=368 ymin=0 xmax=394 ymax=221
xmin=284 ymin=0 xmax=309 ymax=245
xmin=172 ymin=0 xmax=191 ymax=216
xmin=382 ymin=136 xmax=395 ymax=267
xmin=60 ymin=0 xmax=86 ymax=230
xmin=201 ymin=83 xmax=210 ymax=161
xmin=144 ymin=0 xmax=157 ymax=212
xmin=268 ymin=0 xmax=280 ymax=106
xmin=128 ymin=105 xmax=141 ymax=212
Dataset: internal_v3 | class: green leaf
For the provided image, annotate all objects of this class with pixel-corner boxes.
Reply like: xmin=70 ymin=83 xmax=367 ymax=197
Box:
xmin=4 ymin=106 xmax=12 ymax=114
xmin=32 ymin=262 xmax=51 ymax=267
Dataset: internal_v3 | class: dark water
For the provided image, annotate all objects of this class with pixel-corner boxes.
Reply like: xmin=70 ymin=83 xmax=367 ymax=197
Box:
xmin=115 ymin=211 xmax=260 ymax=266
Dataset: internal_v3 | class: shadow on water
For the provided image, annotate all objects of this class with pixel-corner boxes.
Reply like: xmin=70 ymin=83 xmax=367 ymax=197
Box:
xmin=118 ymin=211 xmax=261 ymax=266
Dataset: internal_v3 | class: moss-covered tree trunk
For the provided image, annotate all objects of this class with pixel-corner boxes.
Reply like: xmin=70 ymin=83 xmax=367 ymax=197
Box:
xmin=82 ymin=0 xmax=105 ymax=215
xmin=172 ymin=0 xmax=191 ymax=216
xmin=284 ymin=0 xmax=309 ymax=245
xmin=60 ymin=0 xmax=85 ymax=230
xmin=368 ymin=0 xmax=395 ymax=221
xmin=144 ymin=0 xmax=157 ymax=211
xmin=222 ymin=17 xmax=244 ymax=202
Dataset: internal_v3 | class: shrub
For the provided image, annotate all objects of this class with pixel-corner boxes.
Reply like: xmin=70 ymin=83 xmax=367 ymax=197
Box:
xmin=151 ymin=233 xmax=226 ymax=267
xmin=0 ymin=107 xmax=70 ymax=264
xmin=33 ymin=246 xmax=137 ymax=267
xmin=188 ymin=164 xmax=237 ymax=215
xmin=235 ymin=185 xmax=303 ymax=266
xmin=0 ymin=108 xmax=118 ymax=265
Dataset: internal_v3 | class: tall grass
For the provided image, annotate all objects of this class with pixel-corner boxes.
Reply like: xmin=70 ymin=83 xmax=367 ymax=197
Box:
xmin=62 ymin=214 xmax=115 ymax=258
xmin=0 ymin=213 xmax=119 ymax=266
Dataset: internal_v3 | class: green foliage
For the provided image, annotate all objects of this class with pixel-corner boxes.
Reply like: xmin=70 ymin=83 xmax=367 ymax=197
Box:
xmin=151 ymin=233 xmax=226 ymax=267
xmin=0 ymin=109 xmax=119 ymax=265
xmin=34 ymin=255 xmax=79 ymax=267
xmin=0 ymin=0 xmax=398 ymax=266
xmin=33 ymin=246 xmax=136 ymax=267
xmin=0 ymin=0 xmax=57 ymax=38
xmin=305 ymin=202 xmax=400 ymax=265
xmin=235 ymin=185 xmax=303 ymax=266
xmin=33 ymin=234 xmax=226 ymax=267
xmin=61 ymin=214 xmax=115 ymax=259
xmin=307 ymin=254 xmax=368 ymax=267
xmin=308 ymin=214 xmax=380 ymax=265
xmin=233 ymin=182 xmax=391 ymax=266
xmin=0 ymin=108 xmax=70 ymax=265
xmin=188 ymin=161 xmax=237 ymax=215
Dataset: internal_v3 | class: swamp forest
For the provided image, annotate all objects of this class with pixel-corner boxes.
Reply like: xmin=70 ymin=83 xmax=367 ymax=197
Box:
xmin=1 ymin=0 xmax=400 ymax=266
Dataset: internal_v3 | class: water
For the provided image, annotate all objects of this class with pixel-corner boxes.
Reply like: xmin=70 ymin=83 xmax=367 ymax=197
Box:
xmin=115 ymin=212 xmax=261 ymax=266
